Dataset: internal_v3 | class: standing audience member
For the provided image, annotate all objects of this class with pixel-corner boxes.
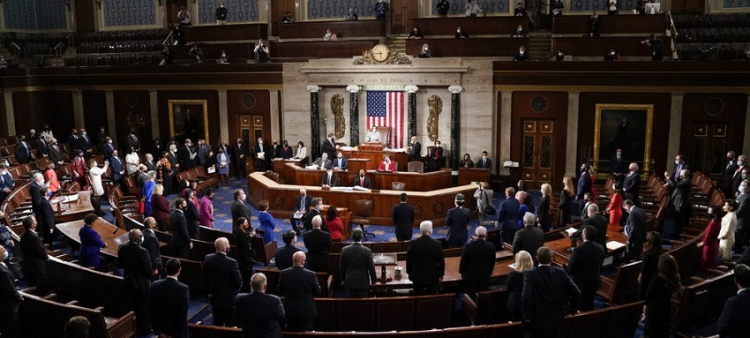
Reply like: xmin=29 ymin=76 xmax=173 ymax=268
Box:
xmin=14 ymin=134 xmax=34 ymax=164
xmin=215 ymin=1 xmax=227 ymax=24
xmin=231 ymin=189 xmax=252 ymax=228
xmin=303 ymin=215 xmax=331 ymax=273
xmin=232 ymin=138 xmax=249 ymax=178
xmin=340 ymin=229 xmax=377 ymax=298
xmin=233 ymin=217 xmax=255 ymax=292
xmin=109 ymin=149 xmax=125 ymax=185
xmin=141 ymin=217 xmax=162 ymax=279
xmin=200 ymin=189 xmax=215 ymax=228
xmin=637 ymin=231 xmax=664 ymax=300
xmin=513 ymin=212 xmax=545 ymax=265
xmin=608 ymin=182 xmax=625 ymax=225
xmin=278 ymin=252 xmax=321 ymax=332
xmin=88 ymin=159 xmax=109 ymax=216
xmin=37 ymin=187 xmax=57 ymax=245
xmin=719 ymin=200 xmax=738 ymax=260
xmin=216 ymin=147 xmax=230 ymax=186
xmin=576 ymin=164 xmax=592 ymax=215
xmin=664 ymin=168 xmax=691 ymax=237
xmin=623 ymin=162 xmax=641 ymax=204
xmin=125 ymin=147 xmax=140 ymax=175
xmin=643 ymin=254 xmax=681 ymax=338
xmin=324 ymin=207 xmax=344 ymax=242
xmin=735 ymin=180 xmax=749 ymax=252
xmin=142 ymin=171 xmax=156 ymax=217
xmin=418 ymin=44 xmax=431 ymax=58
xmin=235 ymin=273 xmax=285 ymax=337
xmin=498 ymin=187 xmax=520 ymax=244
xmin=407 ymin=221 xmax=445 ymax=295
xmin=559 ymin=176 xmax=575 ymax=227
xmin=522 ymin=247 xmax=580 ymax=338
xmin=537 ymin=183 xmax=552 ymax=231
xmin=20 ymin=216 xmax=48 ymax=291
xmin=575 ymin=204 xmax=608 ymax=247
xmin=204 ymin=237 xmax=242 ymax=327
xmin=589 ymin=12 xmax=601 ymax=37
xmin=79 ymin=213 xmax=107 ymax=269
xmin=169 ymin=198 xmax=192 ymax=258
xmin=43 ymin=163 xmax=60 ymax=196
xmin=697 ymin=205 xmax=722 ymax=272
xmin=717 ymin=264 xmax=750 ymax=337
xmin=151 ymin=184 xmax=171 ymax=231
xmin=64 ymin=316 xmax=90 ymax=338
xmin=71 ymin=151 xmax=87 ymax=187
xmin=623 ymin=199 xmax=646 ymax=261
xmin=254 ymin=39 xmax=270 ymax=63
xmin=455 ymin=26 xmax=469 ymax=38
xmin=566 ymin=225 xmax=605 ymax=311
xmin=506 ymin=250 xmax=533 ymax=321
xmin=274 ymin=230 xmax=301 ymax=271
xmin=0 ymin=247 xmax=22 ymax=337
xmin=474 ymin=182 xmax=494 ymax=226
xmin=459 ymin=226 xmax=496 ymax=299
xmin=150 ymin=259 xmax=189 ymax=338
xmin=118 ymin=229 xmax=153 ymax=336
xmin=516 ymin=191 xmax=531 ymax=228
xmin=446 ymin=193 xmax=471 ymax=248
xmin=722 ymin=151 xmax=738 ymax=198
xmin=393 ymin=193 xmax=415 ymax=241
xmin=374 ymin=0 xmax=389 ymax=20
xmin=184 ymin=189 xmax=201 ymax=240
xmin=552 ymin=0 xmax=565 ymax=15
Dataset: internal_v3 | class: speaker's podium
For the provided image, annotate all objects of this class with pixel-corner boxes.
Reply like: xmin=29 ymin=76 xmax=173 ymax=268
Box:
xmin=364 ymin=126 xmax=392 ymax=148
xmin=359 ymin=143 xmax=385 ymax=152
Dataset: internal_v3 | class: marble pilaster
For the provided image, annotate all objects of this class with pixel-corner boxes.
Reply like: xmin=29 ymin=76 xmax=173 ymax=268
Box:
xmin=449 ymin=85 xmax=463 ymax=171
xmin=269 ymin=90 xmax=281 ymax=141
xmin=668 ymin=93 xmax=684 ymax=168
xmin=346 ymin=85 xmax=361 ymax=146
xmin=499 ymin=91 xmax=513 ymax=175
xmin=308 ymin=85 xmax=322 ymax=160
xmin=565 ymin=92 xmax=580 ymax=177
xmin=405 ymin=85 xmax=419 ymax=140
xmin=3 ymin=92 xmax=15 ymax=136
xmin=72 ymin=90 xmax=85 ymax=128
xmin=105 ymin=90 xmax=117 ymax=142
xmin=745 ymin=94 xmax=750 ymax=155
xmin=149 ymin=90 xmax=160 ymax=140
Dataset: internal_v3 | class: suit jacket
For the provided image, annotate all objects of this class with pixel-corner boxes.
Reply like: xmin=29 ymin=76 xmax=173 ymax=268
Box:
xmin=34 ymin=139 xmax=49 ymax=158
xmin=185 ymin=200 xmax=201 ymax=239
xmin=110 ymin=156 xmax=124 ymax=182
xmin=294 ymin=194 xmax=313 ymax=212
xmin=0 ymin=263 xmax=22 ymax=318
xmin=312 ymin=158 xmax=332 ymax=169
xmin=573 ymin=214 xmax=609 ymax=248
xmin=459 ymin=238 xmax=496 ymax=283
xmin=254 ymin=143 xmax=270 ymax=168
xmin=736 ymin=194 xmax=749 ymax=231
xmin=522 ymin=265 xmax=581 ymax=330
xmin=0 ymin=171 xmax=13 ymax=203
xmin=537 ymin=196 xmax=551 ymax=231
xmin=232 ymin=143 xmax=248 ymax=164
xmin=14 ymin=141 xmax=33 ymax=163
xmin=331 ymin=157 xmax=348 ymax=170
xmin=717 ymin=289 xmax=750 ymax=338
xmin=409 ymin=142 xmax=422 ymax=160
xmin=302 ymin=209 xmax=326 ymax=232
xmin=723 ymin=161 xmax=738 ymax=193
xmin=29 ymin=181 xmax=43 ymax=218
xmin=278 ymin=146 xmax=294 ymax=159
xmin=512 ymin=226 xmax=545 ymax=260
xmin=48 ymin=144 xmax=63 ymax=164
xmin=141 ymin=229 xmax=162 ymax=272
xmin=303 ymin=229 xmax=332 ymax=272
xmin=477 ymin=157 xmax=492 ymax=169
xmin=670 ymin=163 xmax=690 ymax=181
xmin=392 ymin=203 xmax=415 ymax=239
xmin=149 ymin=277 xmax=189 ymax=338
xmin=340 ymin=242 xmax=376 ymax=290
xmin=354 ymin=176 xmax=371 ymax=189
xmin=231 ymin=200 xmax=252 ymax=228
xmin=625 ymin=206 xmax=647 ymax=258
xmin=232 ymin=226 xmax=254 ymax=268
xmin=235 ymin=292 xmax=285 ymax=338
xmin=733 ymin=165 xmax=747 ymax=196
xmin=20 ymin=230 xmax=48 ymax=278
xmin=406 ymin=235 xmax=445 ymax=285
xmin=178 ymin=145 xmax=194 ymax=170
xmin=446 ymin=207 xmax=471 ymax=247
xmin=203 ymin=252 xmax=242 ymax=308
xmin=321 ymin=138 xmax=337 ymax=159
xmin=169 ymin=210 xmax=191 ymax=257
xmin=577 ymin=170 xmax=592 ymax=199
xmin=567 ymin=241 xmax=605 ymax=293
xmin=611 ymin=156 xmax=627 ymax=175
xmin=68 ymin=135 xmax=80 ymax=151
xmin=78 ymin=135 xmax=92 ymax=152
xmin=103 ymin=143 xmax=115 ymax=160
xmin=117 ymin=241 xmax=152 ymax=295
xmin=666 ymin=176 xmax=691 ymax=214
xmin=38 ymin=197 xmax=56 ymax=239
xmin=273 ymin=244 xmax=301 ymax=271
xmin=498 ymin=198 xmax=520 ymax=232
xmin=623 ymin=171 xmax=641 ymax=202
xmin=320 ymin=172 xmax=340 ymax=187
xmin=278 ymin=266 xmax=321 ymax=319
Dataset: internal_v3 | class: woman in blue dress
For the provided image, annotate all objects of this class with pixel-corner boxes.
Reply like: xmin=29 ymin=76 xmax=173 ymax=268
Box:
xmin=216 ymin=147 xmax=230 ymax=186
xmin=257 ymin=200 xmax=276 ymax=245
xmin=142 ymin=171 xmax=156 ymax=217
xmin=78 ymin=213 xmax=107 ymax=269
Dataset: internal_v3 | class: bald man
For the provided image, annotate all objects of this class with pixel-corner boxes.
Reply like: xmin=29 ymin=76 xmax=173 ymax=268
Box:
xmin=459 ymin=226 xmax=497 ymax=299
xmin=118 ymin=229 xmax=153 ymax=336
xmin=203 ymin=237 xmax=242 ymax=327
xmin=278 ymin=252 xmax=321 ymax=331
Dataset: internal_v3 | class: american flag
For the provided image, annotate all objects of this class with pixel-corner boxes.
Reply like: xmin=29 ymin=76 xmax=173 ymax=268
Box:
xmin=366 ymin=91 xmax=404 ymax=148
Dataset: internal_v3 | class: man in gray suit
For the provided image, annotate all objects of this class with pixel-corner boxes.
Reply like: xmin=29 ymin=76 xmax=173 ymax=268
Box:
xmin=340 ymin=229 xmax=376 ymax=298
xmin=623 ymin=199 xmax=646 ymax=261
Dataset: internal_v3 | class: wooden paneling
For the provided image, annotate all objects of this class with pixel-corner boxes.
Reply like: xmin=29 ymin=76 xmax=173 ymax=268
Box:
xmin=82 ymin=90 xmax=107 ymax=145
xmin=11 ymin=91 xmax=74 ymax=140
xmin=270 ymin=0 xmax=295 ymax=36
xmin=226 ymin=90 xmax=270 ymax=147
xmin=553 ymin=37 xmax=669 ymax=57
xmin=552 ymin=14 xmax=666 ymax=35
xmin=508 ymin=92 xmax=568 ymax=190
xmin=270 ymin=40 xmax=379 ymax=59
xmin=113 ymin=91 xmax=151 ymax=152
xmin=406 ymin=38 xmax=529 ymax=57
xmin=578 ymin=92 xmax=672 ymax=174
xmin=74 ymin=0 xmax=97 ymax=32
xmin=183 ymin=24 xmax=268 ymax=42
xmin=171 ymin=43 xmax=255 ymax=61
xmin=157 ymin=91 xmax=220 ymax=146
xmin=671 ymin=0 xmax=705 ymax=14
xmin=390 ymin=0 xmax=419 ymax=35
xmin=0 ymin=93 xmax=7 ymax=136
xmin=278 ymin=20 xmax=385 ymax=40
xmin=411 ymin=17 xmax=528 ymax=36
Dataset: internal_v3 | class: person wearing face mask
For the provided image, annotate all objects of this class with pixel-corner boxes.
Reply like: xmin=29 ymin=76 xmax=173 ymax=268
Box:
xmin=0 ymin=245 xmax=22 ymax=338
xmin=511 ymin=24 xmax=526 ymax=38
xmin=118 ymin=229 xmax=153 ymax=336
xmin=215 ymin=1 xmax=227 ymax=25
xmin=103 ymin=136 xmax=116 ymax=160
xmin=20 ymin=215 xmax=49 ymax=292
xmin=477 ymin=151 xmax=491 ymax=169
xmin=577 ymin=164 xmax=593 ymax=216
xmin=293 ymin=141 xmax=308 ymax=161
xmin=231 ymin=189 xmax=252 ymax=228
xmin=408 ymin=136 xmax=422 ymax=161
xmin=455 ymin=26 xmax=469 ymax=38
xmin=611 ymin=147 xmax=627 ymax=184
xmin=47 ymin=138 xmax=64 ymax=166
xmin=735 ymin=181 xmax=749 ymax=252
xmin=278 ymin=139 xmax=293 ymax=159
xmin=377 ymin=154 xmax=395 ymax=172
xmin=374 ymin=0 xmax=388 ymax=21
xmin=169 ymin=198 xmax=193 ymax=259
xmin=367 ymin=126 xmax=380 ymax=143
xmin=0 ymin=164 xmax=13 ymax=204
xmin=321 ymin=133 xmax=337 ymax=160
xmin=233 ymin=217 xmax=256 ymax=293
xmin=732 ymin=155 xmax=747 ymax=197
xmin=664 ymin=169 xmax=691 ymax=238
xmin=513 ymin=46 xmax=529 ymax=61
xmin=723 ymin=151 xmax=738 ymax=198
xmin=109 ymin=149 xmax=125 ymax=185
xmin=555 ymin=49 xmax=566 ymax=61
xmin=623 ymin=162 xmax=640 ymax=205
xmin=409 ymin=26 xmax=424 ymax=39
xmin=38 ymin=187 xmax=57 ymax=246
xmin=68 ymin=128 xmax=81 ymax=152
xmin=332 ymin=151 xmax=348 ymax=171
xmin=666 ymin=154 xmax=690 ymax=183
xmin=353 ymin=169 xmax=371 ymax=189
xmin=302 ymin=198 xmax=324 ymax=233
xmin=437 ymin=0 xmax=450 ymax=16
xmin=589 ymin=12 xmax=601 ymax=37
xmin=254 ymin=137 xmax=269 ymax=171
xmin=216 ymin=147 xmax=230 ymax=186
xmin=78 ymin=128 xmax=93 ymax=158
xmin=320 ymin=167 xmax=340 ymax=187
xmin=232 ymin=138 xmax=249 ymax=179
xmin=419 ymin=43 xmax=431 ymax=58
xmin=203 ymin=237 xmax=242 ymax=326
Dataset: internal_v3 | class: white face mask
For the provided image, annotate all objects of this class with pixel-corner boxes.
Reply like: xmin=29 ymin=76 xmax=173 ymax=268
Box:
xmin=108 ymin=140 xmax=113 ymax=144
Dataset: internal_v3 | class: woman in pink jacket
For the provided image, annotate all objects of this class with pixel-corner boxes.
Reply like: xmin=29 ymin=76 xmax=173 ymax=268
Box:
xmin=199 ymin=188 xmax=215 ymax=228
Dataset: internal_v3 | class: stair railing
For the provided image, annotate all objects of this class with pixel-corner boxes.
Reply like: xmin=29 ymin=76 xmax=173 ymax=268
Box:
xmin=667 ymin=11 xmax=680 ymax=60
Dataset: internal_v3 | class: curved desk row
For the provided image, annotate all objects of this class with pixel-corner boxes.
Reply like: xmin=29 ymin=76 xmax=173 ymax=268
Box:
xmin=282 ymin=164 xmax=453 ymax=192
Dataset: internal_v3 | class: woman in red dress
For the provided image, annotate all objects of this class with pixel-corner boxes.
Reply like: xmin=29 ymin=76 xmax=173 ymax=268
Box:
xmin=324 ymin=206 xmax=344 ymax=241
xmin=607 ymin=182 xmax=624 ymax=226
xmin=71 ymin=150 xmax=87 ymax=187
xmin=697 ymin=205 xmax=722 ymax=272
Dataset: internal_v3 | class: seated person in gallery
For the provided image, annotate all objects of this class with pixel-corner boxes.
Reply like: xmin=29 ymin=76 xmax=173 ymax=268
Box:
xmin=455 ymin=27 xmax=470 ymax=39
xmin=511 ymin=25 xmax=526 ymax=38
xmin=589 ymin=12 xmax=601 ymax=37
xmin=430 ymin=140 xmax=444 ymax=159
xmin=409 ymin=27 xmax=424 ymax=39
xmin=514 ymin=2 xmax=528 ymax=16
xmin=332 ymin=151 xmax=348 ymax=171
xmin=281 ymin=11 xmax=294 ymax=23
xmin=555 ymin=49 xmax=566 ymax=61
xmin=219 ymin=50 xmax=229 ymax=64
xmin=353 ymin=169 xmax=371 ymax=189
xmin=378 ymin=154 xmax=396 ymax=172
xmin=320 ymin=167 xmax=340 ymax=187
xmin=254 ymin=39 xmax=270 ymax=63
xmin=604 ymin=48 xmax=621 ymax=61
xmin=513 ymin=46 xmax=529 ymax=61
xmin=367 ymin=126 xmax=381 ymax=143
xmin=313 ymin=153 xmax=333 ymax=169
xmin=323 ymin=29 xmax=338 ymax=41
xmin=419 ymin=44 xmax=431 ymax=58
xmin=345 ymin=8 xmax=359 ymax=21
xmin=293 ymin=141 xmax=307 ymax=160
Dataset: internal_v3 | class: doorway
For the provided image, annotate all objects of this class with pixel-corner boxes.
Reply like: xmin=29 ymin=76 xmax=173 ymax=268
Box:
xmin=690 ymin=123 xmax=729 ymax=181
xmin=390 ymin=0 xmax=418 ymax=35
xmin=521 ymin=120 xmax=555 ymax=190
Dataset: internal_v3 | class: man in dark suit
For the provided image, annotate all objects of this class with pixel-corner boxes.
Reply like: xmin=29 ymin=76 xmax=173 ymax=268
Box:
xmin=169 ymin=199 xmax=192 ymax=258
xmin=127 ymin=129 xmax=141 ymax=153
xmin=340 ymin=229 xmax=377 ymax=298
xmin=279 ymin=140 xmax=294 ymax=159
xmin=664 ymin=168 xmax=692 ymax=238
xmin=301 ymin=198 xmax=325 ymax=233
xmin=312 ymin=153 xmax=332 ymax=169
xmin=321 ymin=133 xmax=337 ymax=160
xmin=103 ymin=137 xmax=116 ymax=160
xmin=735 ymin=180 xmax=749 ymax=252
xmin=577 ymin=163 xmax=592 ymax=215
xmin=522 ymin=247 xmax=581 ymax=338
xmin=353 ymin=169 xmax=371 ymax=189
xmin=477 ymin=151 xmax=492 ymax=169
xmin=407 ymin=221 xmax=445 ymax=295
xmin=623 ymin=199 xmax=646 ymax=261
xmin=48 ymin=139 xmax=64 ymax=167
xmin=290 ymin=188 xmax=313 ymax=233
xmin=178 ymin=139 xmax=194 ymax=170
xmin=459 ymin=226 xmax=496 ymax=298
xmin=623 ymin=163 xmax=641 ymax=204
xmin=320 ymin=167 xmax=340 ymax=187
xmin=571 ymin=204 xmax=608 ymax=248
xmin=732 ymin=155 xmax=747 ymax=197
xmin=332 ymin=151 xmax=348 ymax=171
xmin=20 ymin=216 xmax=48 ymax=291
xmin=232 ymin=138 xmax=249 ymax=178
xmin=303 ymin=216 xmax=331 ymax=273
xmin=118 ymin=229 xmax=153 ymax=336
xmin=233 ymin=217 xmax=255 ymax=292
xmin=513 ymin=212 xmax=545 ymax=264
xmin=34 ymin=136 xmax=49 ymax=159
xmin=274 ymin=230 xmax=301 ymax=271
xmin=393 ymin=193 xmax=415 ymax=241
xmin=230 ymin=189 xmax=252 ymax=228
xmin=78 ymin=128 xmax=93 ymax=158
xmin=717 ymin=264 xmax=750 ymax=338
xmin=184 ymin=189 xmax=201 ymax=239
xmin=0 ymin=246 xmax=22 ymax=338
xmin=14 ymin=134 xmax=34 ymax=164
xmin=611 ymin=148 xmax=627 ymax=183
xmin=278 ymin=251 xmax=321 ymax=331
xmin=408 ymin=136 xmax=422 ymax=161
xmin=236 ymin=273 xmax=285 ymax=337
xmin=566 ymin=225 xmax=605 ymax=311
xmin=109 ymin=149 xmax=125 ymax=185
xmin=141 ymin=217 xmax=162 ymax=279
xmin=446 ymin=193 xmax=471 ymax=248
xmin=68 ymin=129 xmax=80 ymax=152
xmin=204 ymin=237 xmax=243 ymax=327
xmin=37 ymin=187 xmax=57 ymax=245
xmin=669 ymin=154 xmax=690 ymax=182
xmin=498 ymin=187 xmax=520 ymax=245
xmin=0 ymin=165 xmax=13 ymax=204
xmin=29 ymin=172 xmax=44 ymax=221
xmin=723 ymin=151 xmax=739 ymax=198
xmin=150 ymin=259 xmax=189 ymax=338
xmin=254 ymin=137 xmax=269 ymax=171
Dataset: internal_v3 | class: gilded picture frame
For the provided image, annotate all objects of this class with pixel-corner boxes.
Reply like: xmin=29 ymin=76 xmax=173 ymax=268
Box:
xmin=593 ymin=104 xmax=654 ymax=180
xmin=168 ymin=100 xmax=209 ymax=143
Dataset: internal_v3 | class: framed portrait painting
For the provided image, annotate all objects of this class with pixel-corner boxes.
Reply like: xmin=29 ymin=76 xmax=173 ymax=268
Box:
xmin=168 ymin=100 xmax=209 ymax=144
xmin=593 ymin=104 xmax=654 ymax=179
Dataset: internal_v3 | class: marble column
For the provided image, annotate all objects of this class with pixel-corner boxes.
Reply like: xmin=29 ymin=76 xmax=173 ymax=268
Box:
xmin=565 ymin=92 xmax=580 ymax=177
xmin=405 ymin=85 xmax=419 ymax=139
xmin=449 ymin=85 xmax=463 ymax=171
xmin=667 ymin=93 xmax=684 ymax=169
xmin=218 ymin=90 xmax=229 ymax=143
xmin=269 ymin=90 xmax=281 ymax=140
xmin=3 ymin=92 xmax=15 ymax=136
xmin=346 ymin=85 xmax=361 ymax=146
xmin=149 ymin=90 xmax=160 ymax=140
xmin=105 ymin=90 xmax=117 ymax=142
xmin=308 ymin=85 xmax=322 ymax=160
xmin=745 ymin=93 xmax=750 ymax=155
xmin=499 ymin=91 xmax=513 ymax=176
xmin=71 ymin=90 xmax=85 ymax=128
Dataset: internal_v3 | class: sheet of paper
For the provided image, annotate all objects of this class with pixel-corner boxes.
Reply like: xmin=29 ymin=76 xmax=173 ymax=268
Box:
xmin=606 ymin=241 xmax=626 ymax=251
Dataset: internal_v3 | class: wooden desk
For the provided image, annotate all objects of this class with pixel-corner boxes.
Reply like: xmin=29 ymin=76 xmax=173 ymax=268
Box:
xmin=278 ymin=20 xmax=385 ymax=40
xmin=183 ymin=23 xmax=268 ymax=42
xmin=286 ymin=165 xmax=452 ymax=191
xmin=269 ymin=40 xmax=380 ymax=59
xmin=56 ymin=217 xmax=128 ymax=258
xmin=273 ymin=158 xmax=303 ymax=183
xmin=172 ymin=43 xmax=255 ymax=60
xmin=546 ymin=223 xmax=629 ymax=265
xmin=340 ymin=148 xmax=408 ymax=171
xmin=458 ymin=168 xmax=491 ymax=186
xmin=553 ymin=37 xmax=669 ymax=57
xmin=553 ymin=14 xmax=666 ymax=35
xmin=248 ymin=172 xmax=477 ymax=226
xmin=406 ymin=38 xmax=529 ymax=57
xmin=51 ymin=191 xmax=95 ymax=223
xmin=411 ymin=17 xmax=528 ymax=36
